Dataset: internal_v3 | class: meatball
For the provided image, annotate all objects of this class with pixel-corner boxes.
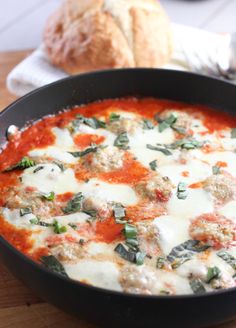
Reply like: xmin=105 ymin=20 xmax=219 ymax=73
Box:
xmin=119 ymin=265 xmax=157 ymax=294
xmin=159 ymin=109 xmax=192 ymax=132
xmin=50 ymin=242 xmax=85 ymax=263
xmin=137 ymin=221 xmax=161 ymax=256
xmin=84 ymin=146 xmax=124 ymax=172
xmin=189 ymin=213 xmax=236 ymax=249
xmin=135 ymin=174 xmax=174 ymax=202
xmin=203 ymin=172 xmax=236 ymax=204
xmin=108 ymin=117 xmax=142 ymax=135
xmin=82 ymin=196 xmax=112 ymax=220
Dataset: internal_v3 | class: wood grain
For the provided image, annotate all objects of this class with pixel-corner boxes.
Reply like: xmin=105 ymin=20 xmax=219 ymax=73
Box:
xmin=0 ymin=50 xmax=236 ymax=328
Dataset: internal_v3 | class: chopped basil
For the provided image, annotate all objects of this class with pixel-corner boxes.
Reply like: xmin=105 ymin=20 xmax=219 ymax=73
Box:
xmin=30 ymin=217 xmax=52 ymax=227
xmin=169 ymin=138 xmax=204 ymax=150
xmin=83 ymin=209 xmax=97 ymax=217
xmin=53 ymin=161 xmax=65 ymax=172
xmin=20 ymin=207 xmax=32 ymax=216
xmin=63 ymin=192 xmax=84 ymax=214
xmin=30 ymin=217 xmax=40 ymax=225
xmin=79 ymin=238 xmax=85 ymax=245
xmin=217 ymin=250 xmax=236 ymax=270
xmin=33 ymin=166 xmax=44 ymax=173
xmin=212 ymin=165 xmax=221 ymax=175
xmin=149 ymin=160 xmax=157 ymax=171
xmin=109 ymin=113 xmax=120 ymax=122
xmin=231 ymin=128 xmax=236 ymax=138
xmin=53 ymin=220 xmax=67 ymax=234
xmin=123 ymin=223 xmax=137 ymax=240
xmin=143 ymin=119 xmax=154 ymax=130
xmin=136 ymin=251 xmax=146 ymax=265
xmin=86 ymin=216 xmax=97 ymax=224
xmin=40 ymin=255 xmax=68 ymax=277
xmin=113 ymin=203 xmax=126 ymax=223
xmin=114 ymin=132 xmax=129 ymax=150
xmin=189 ymin=278 xmax=206 ymax=294
xmin=4 ymin=156 xmax=35 ymax=172
xmin=75 ymin=114 xmax=106 ymax=129
xmin=156 ymin=256 xmax=165 ymax=269
xmin=177 ymin=182 xmax=188 ymax=200
xmin=114 ymin=243 xmax=136 ymax=263
xmin=167 ymin=240 xmax=209 ymax=265
xmin=158 ymin=114 xmax=177 ymax=133
xmin=171 ymin=256 xmax=192 ymax=269
xmin=42 ymin=191 xmax=55 ymax=201
xmin=146 ymin=144 xmax=172 ymax=156
xmin=206 ymin=266 xmax=221 ymax=283
xmin=69 ymin=144 xmax=97 ymax=157
xmin=172 ymin=126 xmax=187 ymax=135
xmin=68 ymin=223 xmax=77 ymax=230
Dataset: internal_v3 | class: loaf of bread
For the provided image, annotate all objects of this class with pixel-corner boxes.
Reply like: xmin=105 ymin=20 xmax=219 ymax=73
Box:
xmin=44 ymin=0 xmax=173 ymax=74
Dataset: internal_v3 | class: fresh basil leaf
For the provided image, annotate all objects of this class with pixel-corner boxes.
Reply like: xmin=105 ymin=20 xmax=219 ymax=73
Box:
xmin=212 ymin=166 xmax=221 ymax=175
xmin=20 ymin=207 xmax=32 ymax=216
xmin=109 ymin=113 xmax=120 ymax=122
xmin=53 ymin=161 xmax=65 ymax=172
xmin=169 ymin=138 xmax=204 ymax=150
xmin=146 ymin=144 xmax=172 ymax=156
xmin=63 ymin=192 xmax=84 ymax=214
xmin=136 ymin=251 xmax=146 ymax=265
xmin=30 ymin=217 xmax=52 ymax=227
xmin=231 ymin=128 xmax=236 ymax=138
xmin=217 ymin=250 xmax=236 ymax=270
xmin=114 ymin=243 xmax=136 ymax=263
xmin=123 ymin=223 xmax=137 ymax=239
xmin=149 ymin=160 xmax=157 ymax=171
xmin=69 ymin=144 xmax=98 ymax=157
xmin=158 ymin=114 xmax=177 ymax=133
xmin=114 ymin=132 xmax=129 ymax=150
xmin=189 ymin=278 xmax=206 ymax=294
xmin=171 ymin=255 xmax=192 ymax=269
xmin=4 ymin=156 xmax=35 ymax=172
xmin=156 ymin=256 xmax=165 ymax=269
xmin=143 ymin=119 xmax=154 ymax=130
xmin=42 ymin=191 xmax=55 ymax=201
xmin=40 ymin=255 xmax=68 ymax=277
xmin=76 ymin=114 xmax=106 ymax=129
xmin=113 ymin=203 xmax=126 ymax=222
xmin=33 ymin=166 xmax=44 ymax=173
xmin=177 ymin=182 xmax=188 ymax=200
xmin=206 ymin=266 xmax=221 ymax=283
xmin=158 ymin=121 xmax=170 ymax=133
xmin=53 ymin=220 xmax=67 ymax=234
xmin=83 ymin=209 xmax=97 ymax=217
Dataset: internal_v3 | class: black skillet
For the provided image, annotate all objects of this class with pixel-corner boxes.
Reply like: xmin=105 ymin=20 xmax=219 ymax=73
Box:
xmin=0 ymin=69 xmax=236 ymax=328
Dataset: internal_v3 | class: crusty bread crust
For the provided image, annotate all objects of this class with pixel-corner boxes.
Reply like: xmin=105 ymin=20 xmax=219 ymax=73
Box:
xmin=44 ymin=0 xmax=172 ymax=74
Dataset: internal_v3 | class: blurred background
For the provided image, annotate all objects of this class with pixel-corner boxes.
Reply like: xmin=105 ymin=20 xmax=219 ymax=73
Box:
xmin=0 ymin=0 xmax=235 ymax=52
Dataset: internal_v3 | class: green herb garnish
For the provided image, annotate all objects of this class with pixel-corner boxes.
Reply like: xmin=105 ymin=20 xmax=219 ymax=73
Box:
xmin=53 ymin=161 xmax=65 ymax=172
xmin=109 ymin=113 xmax=120 ymax=122
xmin=156 ymin=256 xmax=165 ymax=269
xmin=212 ymin=166 xmax=221 ymax=175
xmin=189 ymin=278 xmax=206 ymax=294
xmin=123 ymin=223 xmax=137 ymax=240
xmin=149 ymin=160 xmax=157 ymax=171
xmin=33 ymin=166 xmax=44 ymax=173
xmin=40 ymin=255 xmax=68 ymax=277
xmin=217 ymin=250 xmax=236 ymax=270
xmin=69 ymin=144 xmax=97 ymax=157
xmin=169 ymin=138 xmax=204 ymax=150
xmin=30 ymin=217 xmax=52 ymax=227
xmin=63 ymin=192 xmax=84 ymax=214
xmin=68 ymin=223 xmax=77 ymax=230
xmin=113 ymin=203 xmax=126 ymax=223
xmin=177 ymin=182 xmax=188 ymax=200
xmin=206 ymin=266 xmax=221 ymax=283
xmin=114 ymin=243 xmax=136 ymax=263
xmin=42 ymin=191 xmax=55 ymax=201
xmin=20 ymin=207 xmax=32 ymax=216
xmin=136 ymin=251 xmax=146 ymax=265
xmin=53 ymin=220 xmax=67 ymax=234
xmin=4 ymin=156 xmax=35 ymax=172
xmin=75 ymin=114 xmax=106 ymax=129
xmin=143 ymin=119 xmax=154 ymax=130
xmin=146 ymin=144 xmax=172 ymax=156
xmin=114 ymin=132 xmax=129 ymax=150
xmin=158 ymin=114 xmax=177 ymax=133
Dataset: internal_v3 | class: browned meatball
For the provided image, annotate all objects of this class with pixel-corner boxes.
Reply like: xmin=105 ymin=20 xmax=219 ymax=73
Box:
xmin=159 ymin=109 xmax=192 ymax=132
xmin=50 ymin=242 xmax=86 ymax=263
xmin=108 ymin=117 xmax=142 ymax=135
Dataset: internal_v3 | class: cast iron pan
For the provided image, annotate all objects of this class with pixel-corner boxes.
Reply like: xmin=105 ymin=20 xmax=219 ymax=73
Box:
xmin=1 ymin=69 xmax=236 ymax=328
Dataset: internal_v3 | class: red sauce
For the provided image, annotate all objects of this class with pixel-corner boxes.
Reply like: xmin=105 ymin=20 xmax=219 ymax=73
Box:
xmin=74 ymin=134 xmax=105 ymax=149
xmin=95 ymin=217 xmax=123 ymax=243
xmin=56 ymin=192 xmax=74 ymax=202
xmin=0 ymin=216 xmax=33 ymax=254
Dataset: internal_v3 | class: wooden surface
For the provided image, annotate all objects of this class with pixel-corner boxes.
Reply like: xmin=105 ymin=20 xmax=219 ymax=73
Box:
xmin=0 ymin=50 xmax=236 ymax=328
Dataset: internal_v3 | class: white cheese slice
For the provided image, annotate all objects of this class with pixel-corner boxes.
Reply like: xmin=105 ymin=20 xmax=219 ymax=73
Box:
xmin=64 ymin=260 xmax=122 ymax=291
xmin=152 ymin=215 xmax=190 ymax=255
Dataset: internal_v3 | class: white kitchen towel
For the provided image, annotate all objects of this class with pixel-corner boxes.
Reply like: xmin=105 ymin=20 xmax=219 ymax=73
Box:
xmin=6 ymin=23 xmax=228 ymax=97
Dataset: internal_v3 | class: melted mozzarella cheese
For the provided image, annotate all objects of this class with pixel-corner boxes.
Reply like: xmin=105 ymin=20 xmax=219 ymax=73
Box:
xmin=167 ymin=189 xmax=214 ymax=219
xmin=218 ymin=201 xmax=236 ymax=222
xmin=64 ymin=260 xmax=122 ymax=291
xmin=52 ymin=127 xmax=75 ymax=150
xmin=152 ymin=215 xmax=190 ymax=255
xmin=202 ymin=151 xmax=236 ymax=178
xmin=21 ymin=164 xmax=79 ymax=194
xmin=78 ymin=178 xmax=138 ymax=205
xmin=29 ymin=147 xmax=77 ymax=164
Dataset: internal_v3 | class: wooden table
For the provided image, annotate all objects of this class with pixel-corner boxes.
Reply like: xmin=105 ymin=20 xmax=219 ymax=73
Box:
xmin=0 ymin=50 xmax=236 ymax=328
